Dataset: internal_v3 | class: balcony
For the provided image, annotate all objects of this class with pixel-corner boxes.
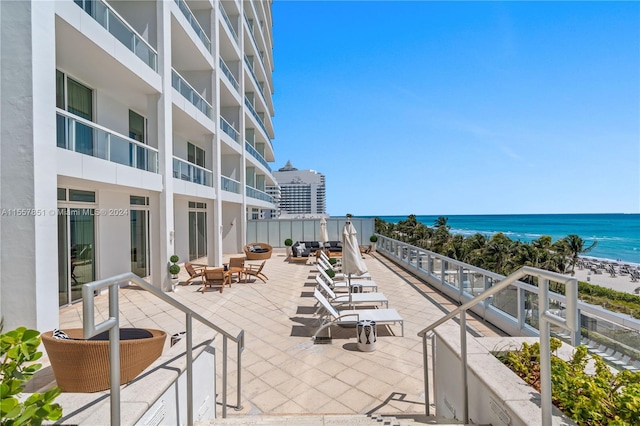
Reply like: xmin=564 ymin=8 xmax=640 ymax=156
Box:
xmin=244 ymin=96 xmax=269 ymax=138
xmin=73 ymin=0 xmax=157 ymax=71
xmin=244 ymin=55 xmax=267 ymax=107
xmin=173 ymin=157 xmax=213 ymax=186
xmin=219 ymin=3 xmax=238 ymax=44
xmin=221 ymin=176 xmax=240 ymax=194
xmin=174 ymin=0 xmax=211 ymax=52
xmin=220 ymin=117 xmax=240 ymax=144
xmin=243 ymin=12 xmax=259 ymax=54
xmin=56 ymin=110 xmax=158 ymax=173
xmin=172 ymin=69 xmax=214 ymax=119
xmin=245 ymin=141 xmax=271 ymax=172
xmin=246 ymin=186 xmax=272 ymax=203
xmin=219 ymin=58 xmax=240 ymax=93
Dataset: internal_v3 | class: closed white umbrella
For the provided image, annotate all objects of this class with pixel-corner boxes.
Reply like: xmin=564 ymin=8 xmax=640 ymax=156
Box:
xmin=319 ymin=217 xmax=329 ymax=245
xmin=342 ymin=215 xmax=368 ymax=277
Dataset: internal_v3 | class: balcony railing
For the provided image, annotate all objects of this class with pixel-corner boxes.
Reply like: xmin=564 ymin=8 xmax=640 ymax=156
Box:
xmin=174 ymin=0 xmax=211 ymax=52
xmin=56 ymin=110 xmax=158 ymax=173
xmin=172 ymin=69 xmax=213 ymax=119
xmin=245 ymin=141 xmax=271 ymax=172
xmin=246 ymin=186 xmax=273 ymax=203
xmin=173 ymin=157 xmax=213 ymax=186
xmin=219 ymin=3 xmax=238 ymax=43
xmin=219 ymin=58 xmax=240 ymax=93
xmin=220 ymin=117 xmax=240 ymax=143
xmin=243 ymin=12 xmax=259 ymax=53
xmin=244 ymin=97 xmax=268 ymax=137
xmin=244 ymin=55 xmax=267 ymax=106
xmin=221 ymin=176 xmax=241 ymax=194
xmin=74 ymin=0 xmax=157 ymax=71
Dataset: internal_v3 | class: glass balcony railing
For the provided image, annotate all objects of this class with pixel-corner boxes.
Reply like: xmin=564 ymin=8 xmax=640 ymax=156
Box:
xmin=244 ymin=55 xmax=267 ymax=106
xmin=174 ymin=0 xmax=211 ymax=52
xmin=244 ymin=96 xmax=268 ymax=137
xmin=219 ymin=58 xmax=240 ymax=93
xmin=219 ymin=3 xmax=238 ymax=43
xmin=246 ymin=186 xmax=273 ymax=203
xmin=172 ymin=69 xmax=214 ymax=119
xmin=221 ymin=176 xmax=241 ymax=194
xmin=172 ymin=157 xmax=213 ymax=186
xmin=245 ymin=141 xmax=271 ymax=172
xmin=74 ymin=0 xmax=157 ymax=71
xmin=244 ymin=12 xmax=259 ymax=52
xmin=220 ymin=117 xmax=240 ymax=143
xmin=56 ymin=110 xmax=159 ymax=173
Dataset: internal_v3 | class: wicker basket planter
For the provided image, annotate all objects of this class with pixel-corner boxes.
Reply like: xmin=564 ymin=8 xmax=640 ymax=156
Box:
xmin=42 ymin=328 xmax=166 ymax=393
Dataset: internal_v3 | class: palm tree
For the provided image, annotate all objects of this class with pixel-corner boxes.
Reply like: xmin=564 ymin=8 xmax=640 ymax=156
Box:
xmin=562 ymin=234 xmax=597 ymax=275
xmin=484 ymin=232 xmax=515 ymax=275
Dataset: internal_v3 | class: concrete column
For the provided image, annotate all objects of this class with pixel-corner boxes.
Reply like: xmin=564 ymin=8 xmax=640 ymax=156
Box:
xmin=0 ymin=1 xmax=59 ymax=331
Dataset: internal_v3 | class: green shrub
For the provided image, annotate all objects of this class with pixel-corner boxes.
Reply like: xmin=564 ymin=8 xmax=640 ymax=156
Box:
xmin=169 ymin=255 xmax=179 ymax=263
xmin=1 ymin=324 xmax=62 ymax=425
xmin=169 ymin=264 xmax=181 ymax=276
xmin=284 ymin=238 xmax=293 ymax=247
xmin=497 ymin=338 xmax=640 ymax=425
xmin=369 ymin=235 xmax=378 ymax=243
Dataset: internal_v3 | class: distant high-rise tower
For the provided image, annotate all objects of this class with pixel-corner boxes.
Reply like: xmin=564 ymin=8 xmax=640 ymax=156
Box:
xmin=266 ymin=161 xmax=326 ymax=218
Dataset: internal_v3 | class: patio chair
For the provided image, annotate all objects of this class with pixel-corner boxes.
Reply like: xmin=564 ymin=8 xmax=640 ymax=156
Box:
xmin=317 ymin=267 xmax=377 ymax=292
xmin=315 ymin=276 xmax=388 ymax=308
xmin=243 ymin=260 xmax=268 ymax=283
xmin=202 ymin=269 xmax=231 ymax=293
xmin=184 ymin=262 xmax=207 ymax=285
xmin=312 ymin=289 xmax=403 ymax=340
xmin=228 ymin=257 xmax=246 ymax=282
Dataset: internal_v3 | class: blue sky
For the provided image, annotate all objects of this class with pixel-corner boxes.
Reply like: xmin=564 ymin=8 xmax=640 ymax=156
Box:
xmin=270 ymin=1 xmax=639 ymax=216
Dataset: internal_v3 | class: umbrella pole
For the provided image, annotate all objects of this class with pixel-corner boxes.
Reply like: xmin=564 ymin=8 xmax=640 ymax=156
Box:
xmin=348 ymin=273 xmax=354 ymax=309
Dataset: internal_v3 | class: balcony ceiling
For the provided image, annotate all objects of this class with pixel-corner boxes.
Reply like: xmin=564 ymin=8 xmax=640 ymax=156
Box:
xmin=171 ymin=15 xmax=212 ymax=72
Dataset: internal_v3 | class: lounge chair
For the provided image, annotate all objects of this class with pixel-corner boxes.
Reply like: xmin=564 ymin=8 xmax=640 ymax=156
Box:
xmin=312 ymin=289 xmax=403 ymax=340
xmin=317 ymin=268 xmax=378 ymax=292
xmin=243 ymin=260 xmax=268 ymax=283
xmin=315 ymin=276 xmax=388 ymax=308
xmin=184 ymin=262 xmax=207 ymax=285
xmin=202 ymin=269 xmax=231 ymax=293
xmin=317 ymin=259 xmax=371 ymax=280
xmin=243 ymin=242 xmax=273 ymax=260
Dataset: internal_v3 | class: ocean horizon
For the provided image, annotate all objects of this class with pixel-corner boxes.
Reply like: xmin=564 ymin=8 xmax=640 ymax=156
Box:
xmin=362 ymin=213 xmax=640 ymax=265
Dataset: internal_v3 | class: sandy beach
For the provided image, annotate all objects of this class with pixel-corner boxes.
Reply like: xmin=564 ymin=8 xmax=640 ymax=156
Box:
xmin=572 ymin=257 xmax=640 ymax=294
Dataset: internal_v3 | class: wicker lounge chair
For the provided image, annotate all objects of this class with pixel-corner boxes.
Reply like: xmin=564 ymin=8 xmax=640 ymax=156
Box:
xmin=41 ymin=328 xmax=166 ymax=392
xmin=243 ymin=242 xmax=273 ymax=260
xmin=202 ymin=268 xmax=231 ymax=293
xmin=184 ymin=262 xmax=207 ymax=285
xmin=243 ymin=260 xmax=268 ymax=283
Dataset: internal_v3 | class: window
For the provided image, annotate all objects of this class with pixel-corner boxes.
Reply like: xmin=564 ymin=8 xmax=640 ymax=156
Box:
xmin=68 ymin=189 xmax=96 ymax=203
xmin=129 ymin=110 xmax=146 ymax=143
xmin=187 ymin=142 xmax=205 ymax=168
xmin=67 ymin=78 xmax=93 ymax=120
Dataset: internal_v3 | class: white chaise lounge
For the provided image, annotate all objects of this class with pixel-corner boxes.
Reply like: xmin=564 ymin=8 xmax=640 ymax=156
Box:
xmin=317 ymin=268 xmax=378 ymax=292
xmin=315 ymin=276 xmax=388 ymax=308
xmin=312 ymin=289 xmax=403 ymax=340
xmin=317 ymin=258 xmax=372 ymax=280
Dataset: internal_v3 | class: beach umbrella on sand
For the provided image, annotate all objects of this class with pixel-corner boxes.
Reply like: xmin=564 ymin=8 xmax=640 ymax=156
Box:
xmin=342 ymin=215 xmax=368 ymax=296
xmin=319 ymin=217 xmax=329 ymax=246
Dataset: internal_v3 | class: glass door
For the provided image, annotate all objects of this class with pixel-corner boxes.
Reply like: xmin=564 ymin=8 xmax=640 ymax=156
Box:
xmin=58 ymin=211 xmax=69 ymax=306
xmin=130 ymin=209 xmax=149 ymax=277
xmin=188 ymin=210 xmax=207 ymax=261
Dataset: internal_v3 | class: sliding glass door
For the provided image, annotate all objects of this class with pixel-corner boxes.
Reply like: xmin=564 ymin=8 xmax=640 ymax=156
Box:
xmin=130 ymin=209 xmax=149 ymax=277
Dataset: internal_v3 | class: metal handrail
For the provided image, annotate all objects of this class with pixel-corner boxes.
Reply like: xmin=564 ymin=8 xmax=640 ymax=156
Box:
xmin=417 ymin=266 xmax=578 ymax=426
xmin=82 ymin=272 xmax=244 ymax=425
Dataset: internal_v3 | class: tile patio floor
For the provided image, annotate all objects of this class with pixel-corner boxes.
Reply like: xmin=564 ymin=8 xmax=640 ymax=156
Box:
xmin=33 ymin=249 xmax=503 ymax=421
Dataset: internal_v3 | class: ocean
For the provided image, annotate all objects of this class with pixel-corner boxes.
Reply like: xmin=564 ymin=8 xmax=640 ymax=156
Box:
xmin=368 ymin=214 xmax=640 ymax=265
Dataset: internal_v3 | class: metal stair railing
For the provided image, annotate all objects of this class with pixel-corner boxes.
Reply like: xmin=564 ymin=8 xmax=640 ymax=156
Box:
xmin=82 ymin=272 xmax=244 ymax=426
xmin=417 ymin=266 xmax=578 ymax=426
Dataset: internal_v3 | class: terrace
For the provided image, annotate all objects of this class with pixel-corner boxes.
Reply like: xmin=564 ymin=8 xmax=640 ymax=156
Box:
xmin=27 ymin=241 xmax=636 ymax=424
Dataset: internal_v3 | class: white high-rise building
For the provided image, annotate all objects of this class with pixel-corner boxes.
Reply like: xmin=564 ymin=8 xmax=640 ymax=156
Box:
xmin=0 ymin=0 xmax=277 ymax=331
xmin=267 ymin=161 xmax=326 ymax=218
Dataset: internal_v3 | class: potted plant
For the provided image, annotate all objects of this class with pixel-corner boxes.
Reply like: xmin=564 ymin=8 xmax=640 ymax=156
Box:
xmin=369 ymin=235 xmax=378 ymax=252
xmin=169 ymin=255 xmax=180 ymax=279
xmin=284 ymin=238 xmax=293 ymax=258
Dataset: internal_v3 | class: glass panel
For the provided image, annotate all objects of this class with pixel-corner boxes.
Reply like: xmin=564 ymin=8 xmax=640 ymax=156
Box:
xmin=197 ymin=211 xmax=207 ymax=259
xmin=189 ymin=211 xmax=197 ymax=260
xmin=130 ymin=195 xmax=147 ymax=206
xmin=129 ymin=110 xmax=145 ymax=143
xmin=69 ymin=208 xmax=95 ymax=302
xmin=69 ymin=189 xmax=96 ymax=203
xmin=188 ymin=143 xmax=195 ymax=164
xmin=67 ymin=78 xmax=92 ymax=120
xmin=57 ymin=188 xmax=67 ymax=201
xmin=130 ymin=210 xmax=149 ymax=277
xmin=56 ymin=114 xmax=67 ymax=148
xmin=58 ymin=210 xmax=69 ymax=306
xmin=56 ymin=70 xmax=65 ymax=109
xmin=196 ymin=146 xmax=205 ymax=168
